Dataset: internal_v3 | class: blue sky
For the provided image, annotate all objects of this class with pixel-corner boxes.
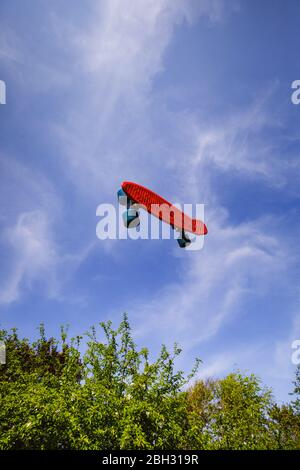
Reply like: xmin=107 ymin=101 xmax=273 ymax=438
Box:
xmin=1 ymin=0 xmax=300 ymax=402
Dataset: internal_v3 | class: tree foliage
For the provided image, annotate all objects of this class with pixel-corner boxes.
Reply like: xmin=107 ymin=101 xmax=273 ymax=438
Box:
xmin=0 ymin=315 xmax=299 ymax=450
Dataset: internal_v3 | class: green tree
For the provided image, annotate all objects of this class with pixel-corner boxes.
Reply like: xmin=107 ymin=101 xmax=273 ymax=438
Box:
xmin=0 ymin=315 xmax=199 ymax=450
xmin=186 ymin=373 xmax=275 ymax=449
xmin=1 ymin=317 xmax=300 ymax=450
xmin=185 ymin=378 xmax=217 ymax=449
xmin=268 ymin=404 xmax=300 ymax=449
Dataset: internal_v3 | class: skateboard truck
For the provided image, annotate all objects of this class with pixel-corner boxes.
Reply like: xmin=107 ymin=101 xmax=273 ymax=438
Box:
xmin=118 ymin=188 xmax=140 ymax=228
xmin=174 ymin=227 xmax=191 ymax=248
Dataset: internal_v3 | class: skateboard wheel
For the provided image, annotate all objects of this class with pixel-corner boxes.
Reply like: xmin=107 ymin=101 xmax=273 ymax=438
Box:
xmin=117 ymin=188 xmax=128 ymax=206
xmin=177 ymin=235 xmax=191 ymax=248
xmin=123 ymin=209 xmax=140 ymax=228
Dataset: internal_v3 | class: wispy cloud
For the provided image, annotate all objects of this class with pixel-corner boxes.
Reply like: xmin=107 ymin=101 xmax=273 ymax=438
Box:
xmin=49 ymin=0 xmax=235 ymax=194
xmin=169 ymin=85 xmax=290 ymax=206
xmin=0 ymin=155 xmax=94 ymax=304
xmin=131 ymin=212 xmax=289 ymax=347
xmin=0 ymin=208 xmax=95 ymax=305
xmin=0 ymin=210 xmax=58 ymax=303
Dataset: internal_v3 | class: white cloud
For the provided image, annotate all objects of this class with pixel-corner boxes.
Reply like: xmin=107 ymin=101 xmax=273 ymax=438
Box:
xmin=174 ymin=86 xmax=289 ymax=204
xmin=0 ymin=155 xmax=95 ymax=305
xmin=196 ymin=351 xmax=243 ymax=380
xmin=0 ymin=154 xmax=61 ymax=225
xmin=49 ymin=0 xmax=235 ymax=194
xmin=0 ymin=208 xmax=95 ymax=305
xmin=131 ymin=211 xmax=289 ymax=350
xmin=76 ymin=0 xmax=228 ymax=79
xmin=1 ymin=1 xmax=240 ymax=198
xmin=0 ymin=27 xmax=21 ymax=63
xmin=0 ymin=210 xmax=58 ymax=303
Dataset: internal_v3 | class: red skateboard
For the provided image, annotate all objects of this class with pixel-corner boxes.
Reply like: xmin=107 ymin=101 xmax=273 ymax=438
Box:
xmin=117 ymin=181 xmax=207 ymax=248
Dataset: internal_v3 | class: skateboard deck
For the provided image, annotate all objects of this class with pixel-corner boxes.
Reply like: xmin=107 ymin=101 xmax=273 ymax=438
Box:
xmin=121 ymin=181 xmax=207 ymax=236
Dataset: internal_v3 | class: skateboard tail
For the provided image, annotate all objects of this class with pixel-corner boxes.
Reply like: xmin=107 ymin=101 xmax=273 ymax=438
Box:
xmin=192 ymin=219 xmax=208 ymax=236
